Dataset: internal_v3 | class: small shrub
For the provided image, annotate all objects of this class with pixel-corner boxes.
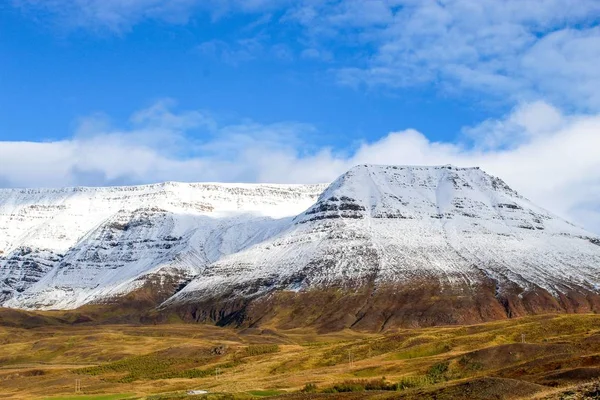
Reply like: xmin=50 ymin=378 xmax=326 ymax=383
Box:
xmin=330 ymin=381 xmax=364 ymax=393
xmin=301 ymin=383 xmax=317 ymax=393
xmin=427 ymin=361 xmax=450 ymax=382
xmin=396 ymin=376 xmax=429 ymax=390
xmin=458 ymin=355 xmax=483 ymax=371
xmin=325 ymin=378 xmax=398 ymax=393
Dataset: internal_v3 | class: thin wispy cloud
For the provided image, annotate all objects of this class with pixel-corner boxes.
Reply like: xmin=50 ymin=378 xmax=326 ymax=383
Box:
xmin=289 ymin=0 xmax=600 ymax=110
xmin=13 ymin=0 xmax=201 ymax=33
xmin=11 ymin=0 xmax=288 ymax=32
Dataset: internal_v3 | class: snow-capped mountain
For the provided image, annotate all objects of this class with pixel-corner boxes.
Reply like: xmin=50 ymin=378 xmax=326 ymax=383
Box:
xmin=172 ymin=164 xmax=600 ymax=297
xmin=167 ymin=165 xmax=600 ymax=329
xmin=2 ymin=165 xmax=599 ymax=329
xmin=0 ymin=182 xmax=326 ymax=308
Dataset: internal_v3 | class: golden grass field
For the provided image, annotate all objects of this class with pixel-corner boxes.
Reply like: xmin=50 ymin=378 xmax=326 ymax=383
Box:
xmin=1 ymin=310 xmax=600 ymax=399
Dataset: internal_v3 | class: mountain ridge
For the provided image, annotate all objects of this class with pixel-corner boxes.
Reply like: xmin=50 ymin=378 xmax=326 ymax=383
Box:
xmin=1 ymin=164 xmax=599 ymax=330
xmin=0 ymin=181 xmax=327 ymax=308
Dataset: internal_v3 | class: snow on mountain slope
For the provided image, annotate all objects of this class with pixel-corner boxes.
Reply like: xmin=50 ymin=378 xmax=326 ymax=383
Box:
xmin=3 ymin=165 xmax=600 ymax=319
xmin=0 ymin=182 xmax=326 ymax=308
xmin=170 ymin=165 xmax=600 ymax=306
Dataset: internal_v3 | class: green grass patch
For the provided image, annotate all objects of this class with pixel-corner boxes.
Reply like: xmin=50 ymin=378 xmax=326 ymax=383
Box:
xmin=44 ymin=394 xmax=134 ymax=400
xmin=158 ymin=361 xmax=241 ymax=380
xmin=394 ymin=342 xmax=451 ymax=360
xmin=244 ymin=344 xmax=279 ymax=357
xmin=396 ymin=376 xmax=429 ymax=390
xmin=322 ymin=376 xmax=439 ymax=393
xmin=76 ymin=352 xmax=239 ymax=383
xmin=247 ymin=389 xmax=285 ymax=396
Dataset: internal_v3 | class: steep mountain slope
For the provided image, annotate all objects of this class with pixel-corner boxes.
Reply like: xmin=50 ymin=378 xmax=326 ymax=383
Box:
xmin=167 ymin=165 xmax=600 ymax=329
xmin=0 ymin=182 xmax=326 ymax=308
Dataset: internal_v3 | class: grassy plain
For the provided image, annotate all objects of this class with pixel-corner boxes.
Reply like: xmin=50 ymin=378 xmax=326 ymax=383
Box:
xmin=1 ymin=311 xmax=600 ymax=399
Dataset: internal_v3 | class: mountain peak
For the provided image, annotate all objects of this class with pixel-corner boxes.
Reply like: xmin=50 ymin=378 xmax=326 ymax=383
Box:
xmin=346 ymin=164 xmax=483 ymax=174
xmin=297 ymin=163 xmax=523 ymax=224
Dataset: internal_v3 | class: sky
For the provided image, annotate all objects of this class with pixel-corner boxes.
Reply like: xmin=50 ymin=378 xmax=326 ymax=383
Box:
xmin=1 ymin=0 xmax=600 ymax=233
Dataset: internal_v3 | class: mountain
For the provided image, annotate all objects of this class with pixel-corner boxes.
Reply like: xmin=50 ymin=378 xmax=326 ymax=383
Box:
xmin=166 ymin=165 xmax=600 ymax=330
xmin=1 ymin=165 xmax=599 ymax=331
xmin=0 ymin=182 xmax=326 ymax=309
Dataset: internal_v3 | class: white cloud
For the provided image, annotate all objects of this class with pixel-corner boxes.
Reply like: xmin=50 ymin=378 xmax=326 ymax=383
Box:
xmin=0 ymin=101 xmax=316 ymax=187
xmin=285 ymin=0 xmax=600 ymax=110
xmin=1 ymin=100 xmax=600 ymax=233
xmin=300 ymin=48 xmax=333 ymax=62
xmin=462 ymin=101 xmax=565 ymax=150
xmin=197 ymin=39 xmax=263 ymax=65
xmin=520 ymin=27 xmax=600 ymax=110
xmin=197 ymin=37 xmax=295 ymax=65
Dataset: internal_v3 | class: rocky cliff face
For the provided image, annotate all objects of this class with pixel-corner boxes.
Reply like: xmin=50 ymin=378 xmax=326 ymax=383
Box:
xmin=2 ymin=165 xmax=599 ymax=330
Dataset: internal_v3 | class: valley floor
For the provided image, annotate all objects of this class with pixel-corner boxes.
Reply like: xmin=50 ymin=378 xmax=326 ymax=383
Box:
xmin=1 ymin=311 xmax=600 ymax=399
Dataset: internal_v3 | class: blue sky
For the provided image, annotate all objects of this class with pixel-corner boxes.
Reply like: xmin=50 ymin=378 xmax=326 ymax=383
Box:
xmin=1 ymin=0 xmax=600 ymax=232
xmin=1 ymin=1 xmax=489 ymax=144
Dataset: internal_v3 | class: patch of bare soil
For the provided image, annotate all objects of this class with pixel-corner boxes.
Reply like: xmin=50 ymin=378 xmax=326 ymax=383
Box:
xmin=392 ymin=377 xmax=547 ymax=400
xmin=171 ymin=277 xmax=600 ymax=332
xmin=539 ymin=379 xmax=600 ymax=399
xmin=540 ymin=367 xmax=600 ymax=385
xmin=457 ymin=343 xmax=573 ymax=371
xmin=495 ymin=353 xmax=600 ymax=384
